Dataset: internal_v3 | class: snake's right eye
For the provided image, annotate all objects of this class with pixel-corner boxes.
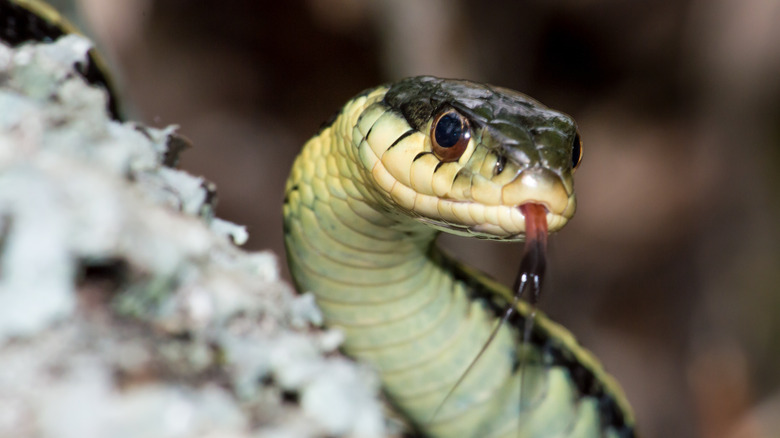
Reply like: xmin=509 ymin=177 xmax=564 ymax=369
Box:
xmin=431 ymin=109 xmax=471 ymax=162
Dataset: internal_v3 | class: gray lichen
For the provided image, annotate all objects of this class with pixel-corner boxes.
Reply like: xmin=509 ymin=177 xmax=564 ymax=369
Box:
xmin=0 ymin=35 xmax=388 ymax=438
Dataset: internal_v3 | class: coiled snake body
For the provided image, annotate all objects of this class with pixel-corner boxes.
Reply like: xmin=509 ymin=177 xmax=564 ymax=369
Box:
xmin=283 ymin=77 xmax=635 ymax=437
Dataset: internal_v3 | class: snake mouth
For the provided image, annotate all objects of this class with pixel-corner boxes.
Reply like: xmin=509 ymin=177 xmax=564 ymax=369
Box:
xmin=380 ymin=157 xmax=573 ymax=239
xmin=464 ymin=200 xmax=569 ymax=240
xmin=459 ymin=168 xmax=573 ymax=239
xmin=502 ymin=167 xmax=570 ymax=215
xmin=511 ymin=166 xmax=574 ymax=231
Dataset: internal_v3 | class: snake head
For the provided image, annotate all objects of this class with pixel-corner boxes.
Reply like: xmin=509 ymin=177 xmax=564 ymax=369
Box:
xmin=355 ymin=76 xmax=581 ymax=240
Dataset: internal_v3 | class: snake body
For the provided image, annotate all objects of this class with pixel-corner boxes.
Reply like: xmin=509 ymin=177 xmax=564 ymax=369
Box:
xmin=283 ymin=77 xmax=635 ymax=437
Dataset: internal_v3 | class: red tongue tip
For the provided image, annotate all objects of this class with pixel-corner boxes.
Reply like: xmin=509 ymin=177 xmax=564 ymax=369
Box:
xmin=519 ymin=203 xmax=548 ymax=245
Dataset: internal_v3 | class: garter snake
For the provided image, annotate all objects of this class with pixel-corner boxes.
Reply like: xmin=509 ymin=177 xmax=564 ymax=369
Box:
xmin=283 ymin=77 xmax=636 ymax=437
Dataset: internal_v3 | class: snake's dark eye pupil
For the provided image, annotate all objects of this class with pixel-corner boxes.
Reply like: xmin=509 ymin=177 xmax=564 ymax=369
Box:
xmin=430 ymin=109 xmax=470 ymax=162
xmin=571 ymin=133 xmax=583 ymax=170
xmin=434 ymin=113 xmax=462 ymax=148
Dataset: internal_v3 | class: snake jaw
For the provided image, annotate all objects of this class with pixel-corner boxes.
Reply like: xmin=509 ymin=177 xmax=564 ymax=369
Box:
xmin=501 ymin=167 xmax=570 ymax=216
xmin=416 ymin=164 xmax=574 ymax=240
xmin=496 ymin=166 xmax=574 ymax=238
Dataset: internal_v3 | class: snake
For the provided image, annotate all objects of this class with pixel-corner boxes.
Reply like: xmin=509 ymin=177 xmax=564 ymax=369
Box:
xmin=1 ymin=1 xmax=636 ymax=436
xmin=283 ymin=77 xmax=636 ymax=437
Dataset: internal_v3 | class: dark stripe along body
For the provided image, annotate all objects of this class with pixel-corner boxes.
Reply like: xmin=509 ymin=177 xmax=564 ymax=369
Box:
xmin=284 ymin=77 xmax=636 ymax=437
xmin=0 ymin=0 xmax=121 ymax=119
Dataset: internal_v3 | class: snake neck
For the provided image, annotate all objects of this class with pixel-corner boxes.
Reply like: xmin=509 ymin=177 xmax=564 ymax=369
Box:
xmin=283 ymin=86 xmax=440 ymax=315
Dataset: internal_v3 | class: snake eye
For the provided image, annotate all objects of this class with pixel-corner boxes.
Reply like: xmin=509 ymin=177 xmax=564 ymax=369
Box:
xmin=571 ymin=133 xmax=583 ymax=171
xmin=431 ymin=109 xmax=471 ymax=162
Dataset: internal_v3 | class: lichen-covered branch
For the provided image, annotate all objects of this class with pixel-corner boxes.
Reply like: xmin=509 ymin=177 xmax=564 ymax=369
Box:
xmin=0 ymin=35 xmax=390 ymax=438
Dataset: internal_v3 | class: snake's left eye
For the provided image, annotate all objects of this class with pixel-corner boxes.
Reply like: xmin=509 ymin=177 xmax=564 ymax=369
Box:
xmin=571 ymin=132 xmax=583 ymax=171
xmin=431 ymin=109 xmax=471 ymax=162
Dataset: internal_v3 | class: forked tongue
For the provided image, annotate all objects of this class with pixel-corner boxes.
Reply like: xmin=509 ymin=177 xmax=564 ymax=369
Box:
xmin=515 ymin=202 xmax=549 ymax=408
xmin=431 ymin=203 xmax=550 ymax=421
xmin=514 ymin=202 xmax=548 ymax=302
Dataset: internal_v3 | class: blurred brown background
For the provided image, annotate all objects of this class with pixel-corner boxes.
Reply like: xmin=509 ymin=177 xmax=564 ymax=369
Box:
xmin=62 ymin=0 xmax=780 ymax=436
